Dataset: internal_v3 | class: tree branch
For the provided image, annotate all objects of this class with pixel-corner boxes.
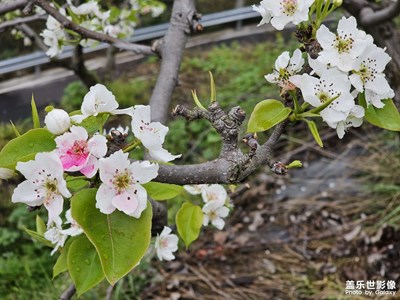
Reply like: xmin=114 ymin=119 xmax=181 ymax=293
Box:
xmin=59 ymin=284 xmax=76 ymax=300
xmin=16 ymin=23 xmax=47 ymax=51
xmin=0 ymin=0 xmax=27 ymax=15
xmin=359 ymin=0 xmax=400 ymax=27
xmin=0 ymin=14 xmax=46 ymax=32
xmin=155 ymin=102 xmax=288 ymax=185
xmin=32 ymin=0 xmax=154 ymax=55
xmin=148 ymin=0 xmax=201 ymax=123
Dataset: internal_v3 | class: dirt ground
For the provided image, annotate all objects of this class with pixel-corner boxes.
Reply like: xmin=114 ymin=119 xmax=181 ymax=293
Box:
xmin=139 ymin=127 xmax=400 ymax=300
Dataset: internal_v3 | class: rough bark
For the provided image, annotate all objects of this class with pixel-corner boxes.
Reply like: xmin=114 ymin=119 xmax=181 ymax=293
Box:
xmin=148 ymin=0 xmax=200 ymax=124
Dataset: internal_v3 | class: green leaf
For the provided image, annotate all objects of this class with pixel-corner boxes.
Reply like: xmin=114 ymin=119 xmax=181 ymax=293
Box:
xmin=66 ymin=178 xmax=89 ymax=193
xmin=53 ymin=249 xmax=68 ymax=279
xmin=53 ymin=237 xmax=76 ymax=279
xmin=31 ymin=95 xmax=40 ymax=129
xmin=191 ymin=90 xmax=206 ymax=110
xmin=71 ymin=189 xmax=152 ymax=285
xmin=359 ymin=94 xmax=400 ymax=131
xmin=79 ymin=114 xmax=109 ymax=135
xmin=176 ymin=202 xmax=203 ymax=248
xmin=286 ymin=160 xmax=303 ymax=169
xmin=68 ymin=235 xmax=105 ymax=296
xmin=23 ymin=227 xmax=53 ymax=248
xmin=9 ymin=121 xmax=21 ymax=137
xmin=306 ymin=120 xmax=323 ymax=147
xmin=247 ymin=99 xmax=291 ymax=132
xmin=209 ymin=71 xmax=217 ymax=103
xmin=143 ymin=182 xmax=183 ymax=200
xmin=0 ymin=128 xmax=56 ymax=169
xmin=36 ymin=215 xmax=47 ymax=236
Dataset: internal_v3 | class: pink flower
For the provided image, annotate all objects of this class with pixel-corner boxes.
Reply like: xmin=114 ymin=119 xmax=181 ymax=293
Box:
xmin=55 ymin=126 xmax=107 ymax=178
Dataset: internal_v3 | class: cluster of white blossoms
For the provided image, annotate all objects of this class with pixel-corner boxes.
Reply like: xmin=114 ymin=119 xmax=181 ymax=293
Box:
xmin=39 ymin=0 xmax=165 ymax=57
xmin=184 ymin=184 xmax=230 ymax=230
xmin=260 ymin=13 xmax=395 ymax=138
xmin=41 ymin=7 xmax=68 ymax=57
xmin=253 ymin=0 xmax=315 ymax=30
xmin=45 ymin=210 xmax=83 ymax=255
xmin=8 ymin=83 xmax=181 ymax=255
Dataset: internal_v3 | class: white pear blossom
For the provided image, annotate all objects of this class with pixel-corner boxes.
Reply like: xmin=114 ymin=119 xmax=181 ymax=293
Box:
xmin=68 ymin=0 xmax=109 ymax=21
xmin=23 ymin=37 xmax=32 ymax=47
xmin=327 ymin=105 xmax=364 ymax=138
xmin=183 ymin=184 xmax=206 ymax=195
xmin=257 ymin=0 xmax=314 ymax=30
xmin=60 ymin=209 xmax=83 ymax=237
xmin=71 ymin=84 xmax=133 ymax=123
xmin=41 ymin=29 xmax=62 ymax=58
xmin=252 ymin=1 xmax=271 ymax=26
xmin=46 ymin=15 xmax=64 ymax=35
xmin=41 ymin=7 xmax=67 ymax=58
xmin=202 ymin=200 xmax=229 ymax=230
xmin=104 ymin=24 xmax=122 ymax=38
xmin=308 ymin=54 xmax=330 ymax=76
xmin=131 ymin=105 xmax=181 ymax=162
xmin=55 ymin=126 xmax=107 ymax=178
xmin=317 ymin=16 xmax=373 ymax=72
xmin=12 ymin=152 xmax=71 ymax=225
xmin=0 ymin=168 xmax=14 ymax=180
xmin=45 ymin=217 xmax=68 ymax=255
xmin=349 ymin=44 xmax=394 ymax=108
xmin=291 ymin=69 xmax=355 ymax=123
xmin=96 ymin=150 xmax=158 ymax=218
xmin=265 ymin=48 xmax=304 ymax=92
xmin=154 ymin=226 xmax=178 ymax=261
xmin=201 ymin=184 xmax=227 ymax=203
xmin=79 ymin=19 xmax=103 ymax=47
xmin=45 ymin=108 xmax=71 ymax=135
xmin=103 ymin=125 xmax=129 ymax=136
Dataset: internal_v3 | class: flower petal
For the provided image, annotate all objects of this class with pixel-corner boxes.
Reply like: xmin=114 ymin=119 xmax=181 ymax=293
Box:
xmin=96 ymin=184 xmax=116 ymax=214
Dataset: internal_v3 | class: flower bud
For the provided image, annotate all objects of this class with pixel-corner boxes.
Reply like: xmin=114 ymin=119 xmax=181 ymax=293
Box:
xmin=0 ymin=167 xmax=14 ymax=180
xmin=333 ymin=0 xmax=343 ymax=7
xmin=271 ymin=161 xmax=287 ymax=175
xmin=44 ymin=109 xmax=71 ymax=135
xmin=286 ymin=160 xmax=303 ymax=169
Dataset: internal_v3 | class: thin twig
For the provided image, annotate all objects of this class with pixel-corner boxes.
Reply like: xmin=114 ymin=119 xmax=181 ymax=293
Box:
xmin=0 ymin=14 xmax=46 ymax=32
xmin=59 ymin=284 xmax=76 ymax=300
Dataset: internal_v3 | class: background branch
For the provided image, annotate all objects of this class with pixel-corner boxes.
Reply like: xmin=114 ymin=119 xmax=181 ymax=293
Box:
xmin=33 ymin=0 xmax=154 ymax=55
xmin=59 ymin=284 xmax=76 ymax=300
xmin=359 ymin=0 xmax=400 ymax=27
xmin=0 ymin=14 xmax=46 ymax=32
xmin=16 ymin=23 xmax=47 ymax=51
xmin=0 ymin=0 xmax=27 ymax=15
